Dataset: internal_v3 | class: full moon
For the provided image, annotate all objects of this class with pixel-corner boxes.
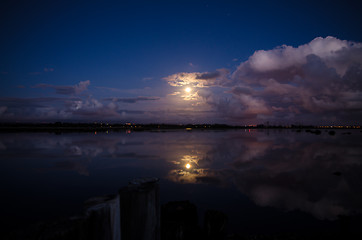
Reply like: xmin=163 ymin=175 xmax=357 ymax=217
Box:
xmin=185 ymin=163 xmax=191 ymax=169
xmin=185 ymin=87 xmax=191 ymax=93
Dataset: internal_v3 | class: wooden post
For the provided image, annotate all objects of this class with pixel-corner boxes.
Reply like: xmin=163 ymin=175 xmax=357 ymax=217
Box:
xmin=83 ymin=195 xmax=121 ymax=240
xmin=83 ymin=177 xmax=160 ymax=240
xmin=120 ymin=177 xmax=160 ymax=240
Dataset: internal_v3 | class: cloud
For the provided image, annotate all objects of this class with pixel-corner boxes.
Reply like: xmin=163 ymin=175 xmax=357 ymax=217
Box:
xmin=118 ymin=109 xmax=145 ymax=115
xmin=3 ymin=37 xmax=362 ymax=124
xmin=166 ymin=36 xmax=362 ymax=124
xmin=43 ymin=67 xmax=54 ymax=72
xmin=0 ymin=94 xmax=162 ymax=122
xmin=0 ymin=96 xmax=120 ymax=121
xmin=0 ymin=97 xmax=72 ymax=108
xmin=196 ymin=71 xmax=221 ymax=80
xmin=0 ymin=97 xmax=73 ymax=110
xmin=1 ymin=83 xmax=165 ymax=122
xmin=230 ymin=37 xmax=362 ymax=123
xmin=0 ymin=97 xmax=74 ymax=121
xmin=0 ymin=106 xmax=7 ymax=115
xmin=64 ymin=98 xmax=121 ymax=118
xmin=164 ymin=69 xmax=230 ymax=87
xmin=34 ymin=80 xmax=90 ymax=95
xmin=103 ymin=96 xmax=160 ymax=103
xmin=142 ymin=77 xmax=153 ymax=81
xmin=239 ymin=36 xmax=360 ymax=75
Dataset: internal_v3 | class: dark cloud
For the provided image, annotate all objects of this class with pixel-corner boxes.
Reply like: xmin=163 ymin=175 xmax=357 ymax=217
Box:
xmin=104 ymin=96 xmax=160 ymax=103
xmin=228 ymin=86 xmax=252 ymax=95
xmin=0 ymin=97 xmax=73 ymax=105
xmin=165 ymin=69 xmax=230 ymax=87
xmin=117 ymin=109 xmax=145 ymax=115
xmin=0 ymin=106 xmax=7 ymax=115
xmin=0 ymin=97 xmax=76 ymax=119
xmin=0 ymin=97 xmax=73 ymax=121
xmin=70 ymin=108 xmax=120 ymax=118
xmin=43 ymin=67 xmax=55 ymax=72
xmin=0 ymin=97 xmax=118 ymax=121
xmin=34 ymin=80 xmax=90 ymax=95
xmin=0 ymin=94 xmax=192 ymax=122
xmin=195 ymin=176 xmax=222 ymax=185
xmin=197 ymin=89 xmax=213 ymax=99
xmin=196 ymin=71 xmax=220 ymax=80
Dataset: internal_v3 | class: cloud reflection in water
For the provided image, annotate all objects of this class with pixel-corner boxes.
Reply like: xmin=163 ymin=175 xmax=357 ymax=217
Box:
xmin=167 ymin=154 xmax=208 ymax=183
xmin=1 ymin=130 xmax=362 ymax=221
xmin=165 ymin=130 xmax=362 ymax=220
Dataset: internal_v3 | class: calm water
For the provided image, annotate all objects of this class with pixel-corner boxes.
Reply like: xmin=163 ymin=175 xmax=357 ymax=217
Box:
xmin=1 ymin=129 xmax=362 ymax=236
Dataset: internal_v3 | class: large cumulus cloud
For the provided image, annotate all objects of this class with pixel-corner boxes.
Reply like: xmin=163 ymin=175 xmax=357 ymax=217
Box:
xmin=232 ymin=37 xmax=362 ymax=122
xmin=166 ymin=36 xmax=362 ymax=124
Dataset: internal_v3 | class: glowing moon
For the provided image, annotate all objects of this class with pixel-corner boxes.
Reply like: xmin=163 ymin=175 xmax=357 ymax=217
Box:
xmin=185 ymin=163 xmax=191 ymax=169
xmin=185 ymin=87 xmax=191 ymax=93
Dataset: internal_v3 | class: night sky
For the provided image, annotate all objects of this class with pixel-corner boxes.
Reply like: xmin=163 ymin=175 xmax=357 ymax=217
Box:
xmin=1 ymin=0 xmax=362 ymax=125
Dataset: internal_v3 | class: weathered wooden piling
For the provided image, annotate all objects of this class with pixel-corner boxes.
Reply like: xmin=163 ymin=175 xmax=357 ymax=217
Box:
xmin=120 ymin=177 xmax=160 ymax=240
xmin=83 ymin=177 xmax=160 ymax=240
xmin=84 ymin=195 xmax=121 ymax=240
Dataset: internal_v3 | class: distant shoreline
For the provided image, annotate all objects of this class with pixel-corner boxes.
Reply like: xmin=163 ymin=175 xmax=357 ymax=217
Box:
xmin=0 ymin=122 xmax=360 ymax=133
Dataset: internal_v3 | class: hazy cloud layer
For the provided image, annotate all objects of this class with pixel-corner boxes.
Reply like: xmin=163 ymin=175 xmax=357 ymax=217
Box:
xmin=0 ymin=79 xmax=167 ymax=122
xmin=0 ymin=97 xmax=76 ymax=120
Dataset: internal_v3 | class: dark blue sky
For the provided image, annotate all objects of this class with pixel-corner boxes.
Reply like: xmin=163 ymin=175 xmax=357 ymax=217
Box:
xmin=1 ymin=0 xmax=362 ymax=124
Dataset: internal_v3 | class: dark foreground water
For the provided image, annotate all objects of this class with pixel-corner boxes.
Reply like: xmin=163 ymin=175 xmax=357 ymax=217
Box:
xmin=1 ymin=129 xmax=362 ymax=237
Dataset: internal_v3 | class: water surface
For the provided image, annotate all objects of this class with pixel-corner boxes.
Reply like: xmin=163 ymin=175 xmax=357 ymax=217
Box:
xmin=1 ymin=129 xmax=362 ymax=236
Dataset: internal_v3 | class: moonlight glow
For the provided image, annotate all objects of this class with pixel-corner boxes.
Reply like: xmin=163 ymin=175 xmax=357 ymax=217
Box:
xmin=185 ymin=163 xmax=191 ymax=169
xmin=185 ymin=87 xmax=191 ymax=93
